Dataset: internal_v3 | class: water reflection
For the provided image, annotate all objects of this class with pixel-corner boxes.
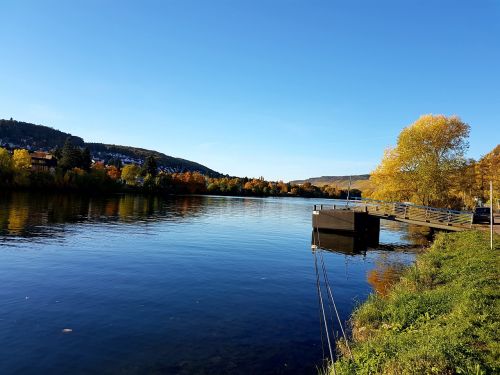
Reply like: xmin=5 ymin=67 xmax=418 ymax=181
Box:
xmin=0 ymin=192 xmax=210 ymax=240
xmin=311 ymin=226 xmax=429 ymax=298
xmin=312 ymin=226 xmax=431 ymax=256
xmin=311 ymin=230 xmax=378 ymax=255
xmin=382 ymin=220 xmax=434 ymax=246
xmin=366 ymin=255 xmax=408 ymax=297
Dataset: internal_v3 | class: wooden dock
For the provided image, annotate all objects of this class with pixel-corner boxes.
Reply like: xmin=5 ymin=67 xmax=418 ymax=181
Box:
xmin=313 ymin=199 xmax=474 ymax=232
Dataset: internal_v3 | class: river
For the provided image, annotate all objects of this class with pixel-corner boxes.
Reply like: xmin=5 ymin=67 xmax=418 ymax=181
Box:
xmin=0 ymin=192 xmax=428 ymax=374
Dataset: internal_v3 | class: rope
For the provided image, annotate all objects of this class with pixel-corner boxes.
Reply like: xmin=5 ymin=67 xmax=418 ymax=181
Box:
xmin=314 ymin=223 xmax=354 ymax=365
xmin=318 ymin=247 xmax=353 ymax=359
xmin=312 ymin=225 xmax=326 ymax=359
xmin=315 ymin=226 xmax=338 ymax=343
xmin=316 ymin=255 xmax=326 ymax=360
xmin=313 ymin=249 xmax=336 ymax=373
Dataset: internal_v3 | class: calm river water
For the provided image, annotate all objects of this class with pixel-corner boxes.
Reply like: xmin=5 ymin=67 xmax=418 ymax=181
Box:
xmin=0 ymin=193 xmax=428 ymax=374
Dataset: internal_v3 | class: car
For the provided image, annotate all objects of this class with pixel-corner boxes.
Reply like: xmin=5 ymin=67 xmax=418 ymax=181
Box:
xmin=473 ymin=207 xmax=492 ymax=224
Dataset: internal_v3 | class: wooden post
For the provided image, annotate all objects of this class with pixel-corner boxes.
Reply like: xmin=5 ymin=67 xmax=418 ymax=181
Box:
xmin=346 ymin=175 xmax=352 ymax=205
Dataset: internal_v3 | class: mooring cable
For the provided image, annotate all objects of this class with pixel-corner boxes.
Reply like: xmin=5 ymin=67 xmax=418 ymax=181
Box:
xmin=315 ymin=226 xmax=338 ymax=343
xmin=313 ymin=249 xmax=336 ymax=373
xmin=312 ymin=227 xmax=326 ymax=360
xmin=315 ymin=256 xmax=326 ymax=360
xmin=314 ymin=223 xmax=354 ymax=360
xmin=318 ymin=248 xmax=354 ymax=359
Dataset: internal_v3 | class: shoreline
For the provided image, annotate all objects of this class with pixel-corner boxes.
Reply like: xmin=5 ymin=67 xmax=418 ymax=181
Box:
xmin=328 ymin=230 xmax=499 ymax=374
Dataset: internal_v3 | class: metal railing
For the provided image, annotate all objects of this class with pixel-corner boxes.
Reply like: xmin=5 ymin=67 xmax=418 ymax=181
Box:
xmin=314 ymin=198 xmax=473 ymax=228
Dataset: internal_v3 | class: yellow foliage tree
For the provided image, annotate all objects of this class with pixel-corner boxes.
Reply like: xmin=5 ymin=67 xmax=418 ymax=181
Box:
xmin=475 ymin=145 xmax=500 ymax=204
xmin=11 ymin=149 xmax=31 ymax=186
xmin=121 ymin=164 xmax=141 ymax=186
xmin=370 ymin=114 xmax=470 ymax=208
xmin=12 ymin=149 xmax=31 ymax=171
xmin=0 ymin=147 xmax=12 ymax=172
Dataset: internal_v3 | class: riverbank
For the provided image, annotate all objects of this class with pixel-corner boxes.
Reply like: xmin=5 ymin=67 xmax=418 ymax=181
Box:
xmin=330 ymin=230 xmax=499 ymax=374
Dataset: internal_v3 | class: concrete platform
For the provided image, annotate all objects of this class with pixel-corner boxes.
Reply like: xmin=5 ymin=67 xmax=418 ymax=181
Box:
xmin=312 ymin=209 xmax=380 ymax=238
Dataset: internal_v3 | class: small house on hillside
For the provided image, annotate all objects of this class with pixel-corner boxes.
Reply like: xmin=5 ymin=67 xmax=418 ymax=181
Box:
xmin=30 ymin=151 xmax=57 ymax=172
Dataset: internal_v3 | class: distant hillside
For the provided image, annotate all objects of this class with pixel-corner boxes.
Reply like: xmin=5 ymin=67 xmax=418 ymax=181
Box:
xmin=290 ymin=174 xmax=374 ymax=192
xmin=0 ymin=119 xmax=84 ymax=149
xmin=0 ymin=119 xmax=221 ymax=176
xmin=86 ymin=143 xmax=220 ymax=176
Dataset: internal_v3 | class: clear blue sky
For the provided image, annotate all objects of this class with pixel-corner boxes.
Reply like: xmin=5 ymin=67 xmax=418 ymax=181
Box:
xmin=0 ymin=0 xmax=498 ymax=181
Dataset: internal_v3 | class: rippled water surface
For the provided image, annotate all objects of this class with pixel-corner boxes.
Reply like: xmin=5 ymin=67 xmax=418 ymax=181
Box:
xmin=0 ymin=193 xmax=428 ymax=374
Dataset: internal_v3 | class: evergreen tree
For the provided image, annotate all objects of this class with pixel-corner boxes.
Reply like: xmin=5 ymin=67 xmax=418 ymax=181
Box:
xmin=59 ymin=138 xmax=81 ymax=171
xmin=143 ymin=155 xmax=158 ymax=177
xmin=80 ymin=147 xmax=92 ymax=171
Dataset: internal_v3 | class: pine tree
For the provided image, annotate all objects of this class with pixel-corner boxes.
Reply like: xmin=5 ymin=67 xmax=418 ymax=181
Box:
xmin=143 ymin=155 xmax=158 ymax=177
xmin=80 ymin=147 xmax=92 ymax=171
xmin=59 ymin=138 xmax=81 ymax=171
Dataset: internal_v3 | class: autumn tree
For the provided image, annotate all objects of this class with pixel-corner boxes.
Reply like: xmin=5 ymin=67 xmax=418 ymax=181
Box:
xmin=0 ymin=147 xmax=12 ymax=172
xmin=370 ymin=114 xmax=470 ymax=208
xmin=474 ymin=145 xmax=500 ymax=204
xmin=0 ymin=148 xmax=13 ymax=185
xmin=106 ymin=165 xmax=121 ymax=180
xmin=121 ymin=164 xmax=141 ymax=185
xmin=448 ymin=158 xmax=477 ymax=209
xmin=12 ymin=149 xmax=31 ymax=171
xmin=12 ymin=149 xmax=32 ymax=186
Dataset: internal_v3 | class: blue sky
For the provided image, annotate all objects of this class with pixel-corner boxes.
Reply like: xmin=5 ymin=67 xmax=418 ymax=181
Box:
xmin=0 ymin=0 xmax=498 ymax=181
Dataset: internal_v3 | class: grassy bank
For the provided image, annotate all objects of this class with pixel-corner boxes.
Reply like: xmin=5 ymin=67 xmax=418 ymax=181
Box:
xmin=330 ymin=231 xmax=499 ymax=375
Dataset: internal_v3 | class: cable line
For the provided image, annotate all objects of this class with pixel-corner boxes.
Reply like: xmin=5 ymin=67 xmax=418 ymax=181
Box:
xmin=318 ymin=247 xmax=353 ymax=359
xmin=313 ymin=250 xmax=336 ymax=374
xmin=312 ymin=223 xmax=355 ymax=372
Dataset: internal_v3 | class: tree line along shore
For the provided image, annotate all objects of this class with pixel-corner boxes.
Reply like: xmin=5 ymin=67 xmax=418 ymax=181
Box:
xmin=1 ymin=114 xmax=498 ymax=210
xmin=0 ymin=139 xmax=359 ymax=199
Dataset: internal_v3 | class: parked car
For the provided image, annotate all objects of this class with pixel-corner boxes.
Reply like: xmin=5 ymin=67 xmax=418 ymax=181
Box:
xmin=473 ymin=207 xmax=492 ymax=223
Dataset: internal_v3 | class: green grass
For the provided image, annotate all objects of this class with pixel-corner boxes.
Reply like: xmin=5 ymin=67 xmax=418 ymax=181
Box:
xmin=329 ymin=231 xmax=499 ymax=375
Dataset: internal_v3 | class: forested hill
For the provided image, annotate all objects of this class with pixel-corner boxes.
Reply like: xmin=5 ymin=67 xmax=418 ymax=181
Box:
xmin=0 ymin=119 xmax=221 ymax=176
xmin=0 ymin=119 xmax=84 ymax=148
xmin=86 ymin=143 xmax=219 ymax=176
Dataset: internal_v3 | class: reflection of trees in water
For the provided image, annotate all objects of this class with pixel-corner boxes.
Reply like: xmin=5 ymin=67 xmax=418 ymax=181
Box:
xmin=0 ymin=192 xmax=210 ymax=238
xmin=312 ymin=225 xmax=424 ymax=297
xmin=7 ymin=193 xmax=30 ymax=235
xmin=367 ymin=254 xmax=407 ymax=297
xmin=382 ymin=220 xmax=433 ymax=247
xmin=381 ymin=220 xmax=406 ymax=231
xmin=404 ymin=225 xmax=433 ymax=246
xmin=368 ymin=222 xmax=428 ymax=296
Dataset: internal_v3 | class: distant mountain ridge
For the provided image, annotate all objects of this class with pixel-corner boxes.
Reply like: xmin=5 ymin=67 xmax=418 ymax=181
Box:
xmin=290 ymin=174 xmax=374 ymax=193
xmin=290 ymin=174 xmax=370 ymax=185
xmin=0 ymin=119 xmax=221 ymax=176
